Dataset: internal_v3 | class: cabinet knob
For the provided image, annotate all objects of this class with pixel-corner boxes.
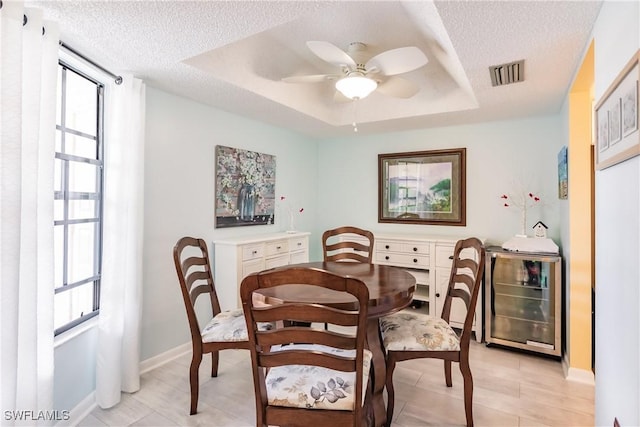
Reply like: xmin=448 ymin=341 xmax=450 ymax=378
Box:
xmin=385 ymin=256 xmax=390 ymax=260
xmin=385 ymin=245 xmax=390 ymax=249
xmin=436 ymin=292 xmax=441 ymax=298
xmin=252 ymin=250 xmax=258 ymax=255
xmin=413 ymin=247 xmax=418 ymax=252
xmin=413 ymin=258 xmax=418 ymax=263
xmin=297 ymin=242 xmax=302 ymax=246
xmin=276 ymin=246 xmax=281 ymax=250
xmin=449 ymin=255 xmax=454 ymax=260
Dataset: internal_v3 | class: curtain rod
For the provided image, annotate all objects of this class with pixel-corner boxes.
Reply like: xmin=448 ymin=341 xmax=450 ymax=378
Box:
xmin=59 ymin=42 xmax=123 ymax=85
xmin=9 ymin=4 xmax=123 ymax=85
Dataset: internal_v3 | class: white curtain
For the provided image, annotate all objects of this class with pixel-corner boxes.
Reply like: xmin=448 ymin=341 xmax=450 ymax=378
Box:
xmin=0 ymin=2 xmax=58 ymax=423
xmin=95 ymin=75 xmax=146 ymax=408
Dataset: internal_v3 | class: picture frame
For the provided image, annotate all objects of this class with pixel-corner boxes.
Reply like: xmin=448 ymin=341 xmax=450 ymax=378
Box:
xmin=558 ymin=146 xmax=568 ymax=200
xmin=378 ymin=148 xmax=466 ymax=226
xmin=214 ymin=145 xmax=276 ymax=228
xmin=595 ymin=49 xmax=640 ymax=170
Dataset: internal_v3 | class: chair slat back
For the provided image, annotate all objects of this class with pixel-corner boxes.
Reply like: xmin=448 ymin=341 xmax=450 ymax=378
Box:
xmin=440 ymin=238 xmax=485 ymax=344
xmin=240 ymin=267 xmax=370 ymax=426
xmin=173 ymin=237 xmax=223 ymax=343
xmin=322 ymin=226 xmax=374 ymax=264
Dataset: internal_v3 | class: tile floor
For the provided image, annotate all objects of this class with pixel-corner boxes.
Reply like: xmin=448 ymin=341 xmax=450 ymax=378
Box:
xmin=78 ymin=341 xmax=594 ymax=427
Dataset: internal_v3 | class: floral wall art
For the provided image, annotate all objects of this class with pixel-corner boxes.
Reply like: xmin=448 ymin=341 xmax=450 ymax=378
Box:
xmin=215 ymin=145 xmax=276 ymax=228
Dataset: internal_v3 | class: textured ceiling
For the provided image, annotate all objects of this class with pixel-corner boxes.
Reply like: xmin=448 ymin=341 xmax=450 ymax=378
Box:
xmin=30 ymin=0 xmax=603 ymax=138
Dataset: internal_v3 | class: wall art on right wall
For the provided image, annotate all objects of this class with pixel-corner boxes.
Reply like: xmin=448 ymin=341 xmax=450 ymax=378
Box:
xmin=595 ymin=49 xmax=639 ymax=170
xmin=558 ymin=146 xmax=568 ymax=200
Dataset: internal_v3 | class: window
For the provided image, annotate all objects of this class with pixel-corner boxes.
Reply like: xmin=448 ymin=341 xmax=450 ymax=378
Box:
xmin=54 ymin=62 xmax=104 ymax=335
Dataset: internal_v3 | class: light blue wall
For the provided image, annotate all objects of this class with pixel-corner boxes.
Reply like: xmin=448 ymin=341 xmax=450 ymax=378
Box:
xmin=53 ymin=326 xmax=98 ymax=411
xmin=316 ymin=116 xmax=564 ymax=246
xmin=139 ymin=90 xmax=567 ymax=365
xmin=592 ymin=1 xmax=640 ymax=425
xmin=141 ymin=87 xmax=319 ymax=360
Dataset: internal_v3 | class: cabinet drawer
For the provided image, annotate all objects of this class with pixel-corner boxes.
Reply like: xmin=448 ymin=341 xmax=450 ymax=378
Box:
xmin=242 ymin=244 xmax=264 ymax=261
xmin=242 ymin=258 xmax=264 ymax=278
xmin=266 ymin=240 xmax=289 ymax=256
xmin=376 ymin=252 xmax=429 ymax=268
xmin=377 ymin=240 xmax=429 ymax=255
xmin=376 ymin=240 xmax=403 ymax=253
xmin=265 ymin=254 xmax=289 ymax=269
xmin=401 ymin=243 xmax=429 ymax=255
xmin=289 ymin=236 xmax=307 ymax=252
xmin=289 ymin=250 xmax=308 ymax=265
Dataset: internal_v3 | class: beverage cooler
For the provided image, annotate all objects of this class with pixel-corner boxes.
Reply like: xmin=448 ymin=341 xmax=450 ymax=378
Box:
xmin=485 ymin=246 xmax=562 ymax=357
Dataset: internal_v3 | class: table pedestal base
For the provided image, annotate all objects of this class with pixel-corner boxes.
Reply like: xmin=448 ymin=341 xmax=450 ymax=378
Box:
xmin=367 ymin=318 xmax=387 ymax=427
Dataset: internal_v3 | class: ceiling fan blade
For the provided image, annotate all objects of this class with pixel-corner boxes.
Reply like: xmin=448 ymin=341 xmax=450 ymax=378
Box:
xmin=282 ymin=74 xmax=339 ymax=83
xmin=365 ymin=47 xmax=428 ymax=76
xmin=306 ymin=41 xmax=356 ymax=69
xmin=376 ymin=76 xmax=420 ymax=98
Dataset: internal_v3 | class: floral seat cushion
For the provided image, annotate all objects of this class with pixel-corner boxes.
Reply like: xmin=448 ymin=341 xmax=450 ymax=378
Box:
xmin=201 ymin=308 xmax=273 ymax=343
xmin=264 ymin=344 xmax=372 ymax=411
xmin=380 ymin=312 xmax=461 ymax=352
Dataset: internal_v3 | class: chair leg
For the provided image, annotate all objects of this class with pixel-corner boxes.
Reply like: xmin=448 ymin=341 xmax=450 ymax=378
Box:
xmin=190 ymin=354 xmax=202 ymax=415
xmin=385 ymin=357 xmax=397 ymax=427
xmin=211 ymin=351 xmax=219 ymax=377
xmin=460 ymin=357 xmax=474 ymax=427
xmin=444 ymin=360 xmax=453 ymax=387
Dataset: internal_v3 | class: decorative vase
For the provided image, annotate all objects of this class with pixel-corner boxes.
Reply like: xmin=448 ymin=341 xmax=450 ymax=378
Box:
xmin=237 ymin=184 xmax=255 ymax=221
xmin=286 ymin=210 xmax=296 ymax=233
xmin=517 ymin=206 xmax=528 ymax=238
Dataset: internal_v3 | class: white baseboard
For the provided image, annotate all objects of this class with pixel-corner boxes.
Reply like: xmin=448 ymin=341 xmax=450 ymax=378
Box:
xmin=55 ymin=391 xmax=96 ymax=427
xmin=562 ymin=354 xmax=595 ymax=385
xmin=60 ymin=342 xmax=192 ymax=426
xmin=139 ymin=341 xmax=191 ymax=374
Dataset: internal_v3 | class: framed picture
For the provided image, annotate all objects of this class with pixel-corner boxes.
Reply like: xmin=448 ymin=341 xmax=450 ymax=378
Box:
xmin=598 ymin=112 xmax=609 ymax=153
xmin=622 ymin=80 xmax=638 ymax=137
xmin=378 ymin=148 xmax=466 ymax=226
xmin=608 ymin=99 xmax=622 ymax=145
xmin=558 ymin=146 xmax=568 ymax=200
xmin=215 ymin=145 xmax=276 ymax=228
xmin=595 ymin=49 xmax=640 ymax=170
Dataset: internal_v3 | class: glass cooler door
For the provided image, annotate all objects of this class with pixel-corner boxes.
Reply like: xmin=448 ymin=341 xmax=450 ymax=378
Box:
xmin=489 ymin=254 xmax=558 ymax=351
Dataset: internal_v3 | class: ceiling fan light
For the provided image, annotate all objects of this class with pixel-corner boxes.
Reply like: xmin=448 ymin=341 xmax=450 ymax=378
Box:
xmin=335 ymin=75 xmax=377 ymax=100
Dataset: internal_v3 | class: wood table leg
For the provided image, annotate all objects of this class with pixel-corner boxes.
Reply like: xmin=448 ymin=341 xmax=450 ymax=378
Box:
xmin=366 ymin=318 xmax=386 ymax=427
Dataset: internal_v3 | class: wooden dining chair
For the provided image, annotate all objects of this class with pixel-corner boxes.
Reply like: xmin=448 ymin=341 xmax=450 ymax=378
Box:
xmin=380 ymin=237 xmax=485 ymax=427
xmin=322 ymin=226 xmax=375 ymax=263
xmin=173 ymin=237 xmax=273 ymax=415
xmin=240 ymin=267 xmax=372 ymax=427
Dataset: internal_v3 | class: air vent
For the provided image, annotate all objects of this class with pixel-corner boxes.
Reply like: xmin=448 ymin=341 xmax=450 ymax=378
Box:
xmin=489 ymin=60 xmax=525 ymax=86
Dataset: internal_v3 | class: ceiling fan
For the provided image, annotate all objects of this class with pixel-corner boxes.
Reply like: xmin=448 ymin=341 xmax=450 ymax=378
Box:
xmin=283 ymin=41 xmax=428 ymax=101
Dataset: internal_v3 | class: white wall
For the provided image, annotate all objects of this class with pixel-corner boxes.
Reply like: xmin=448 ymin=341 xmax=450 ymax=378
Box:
xmin=316 ymin=116 xmax=564 ymax=247
xmin=141 ymin=88 xmax=318 ymax=360
xmin=592 ymin=1 xmax=640 ymax=426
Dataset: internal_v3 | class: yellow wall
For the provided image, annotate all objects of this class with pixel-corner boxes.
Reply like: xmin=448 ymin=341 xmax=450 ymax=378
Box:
xmin=567 ymin=41 xmax=594 ymax=372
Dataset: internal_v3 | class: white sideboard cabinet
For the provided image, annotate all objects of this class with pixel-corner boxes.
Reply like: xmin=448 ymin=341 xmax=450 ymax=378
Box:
xmin=342 ymin=233 xmax=484 ymax=342
xmin=212 ymin=232 xmax=310 ymax=311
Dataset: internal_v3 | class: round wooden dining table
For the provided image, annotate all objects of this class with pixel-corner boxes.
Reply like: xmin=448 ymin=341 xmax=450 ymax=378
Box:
xmin=251 ymin=261 xmax=416 ymax=427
